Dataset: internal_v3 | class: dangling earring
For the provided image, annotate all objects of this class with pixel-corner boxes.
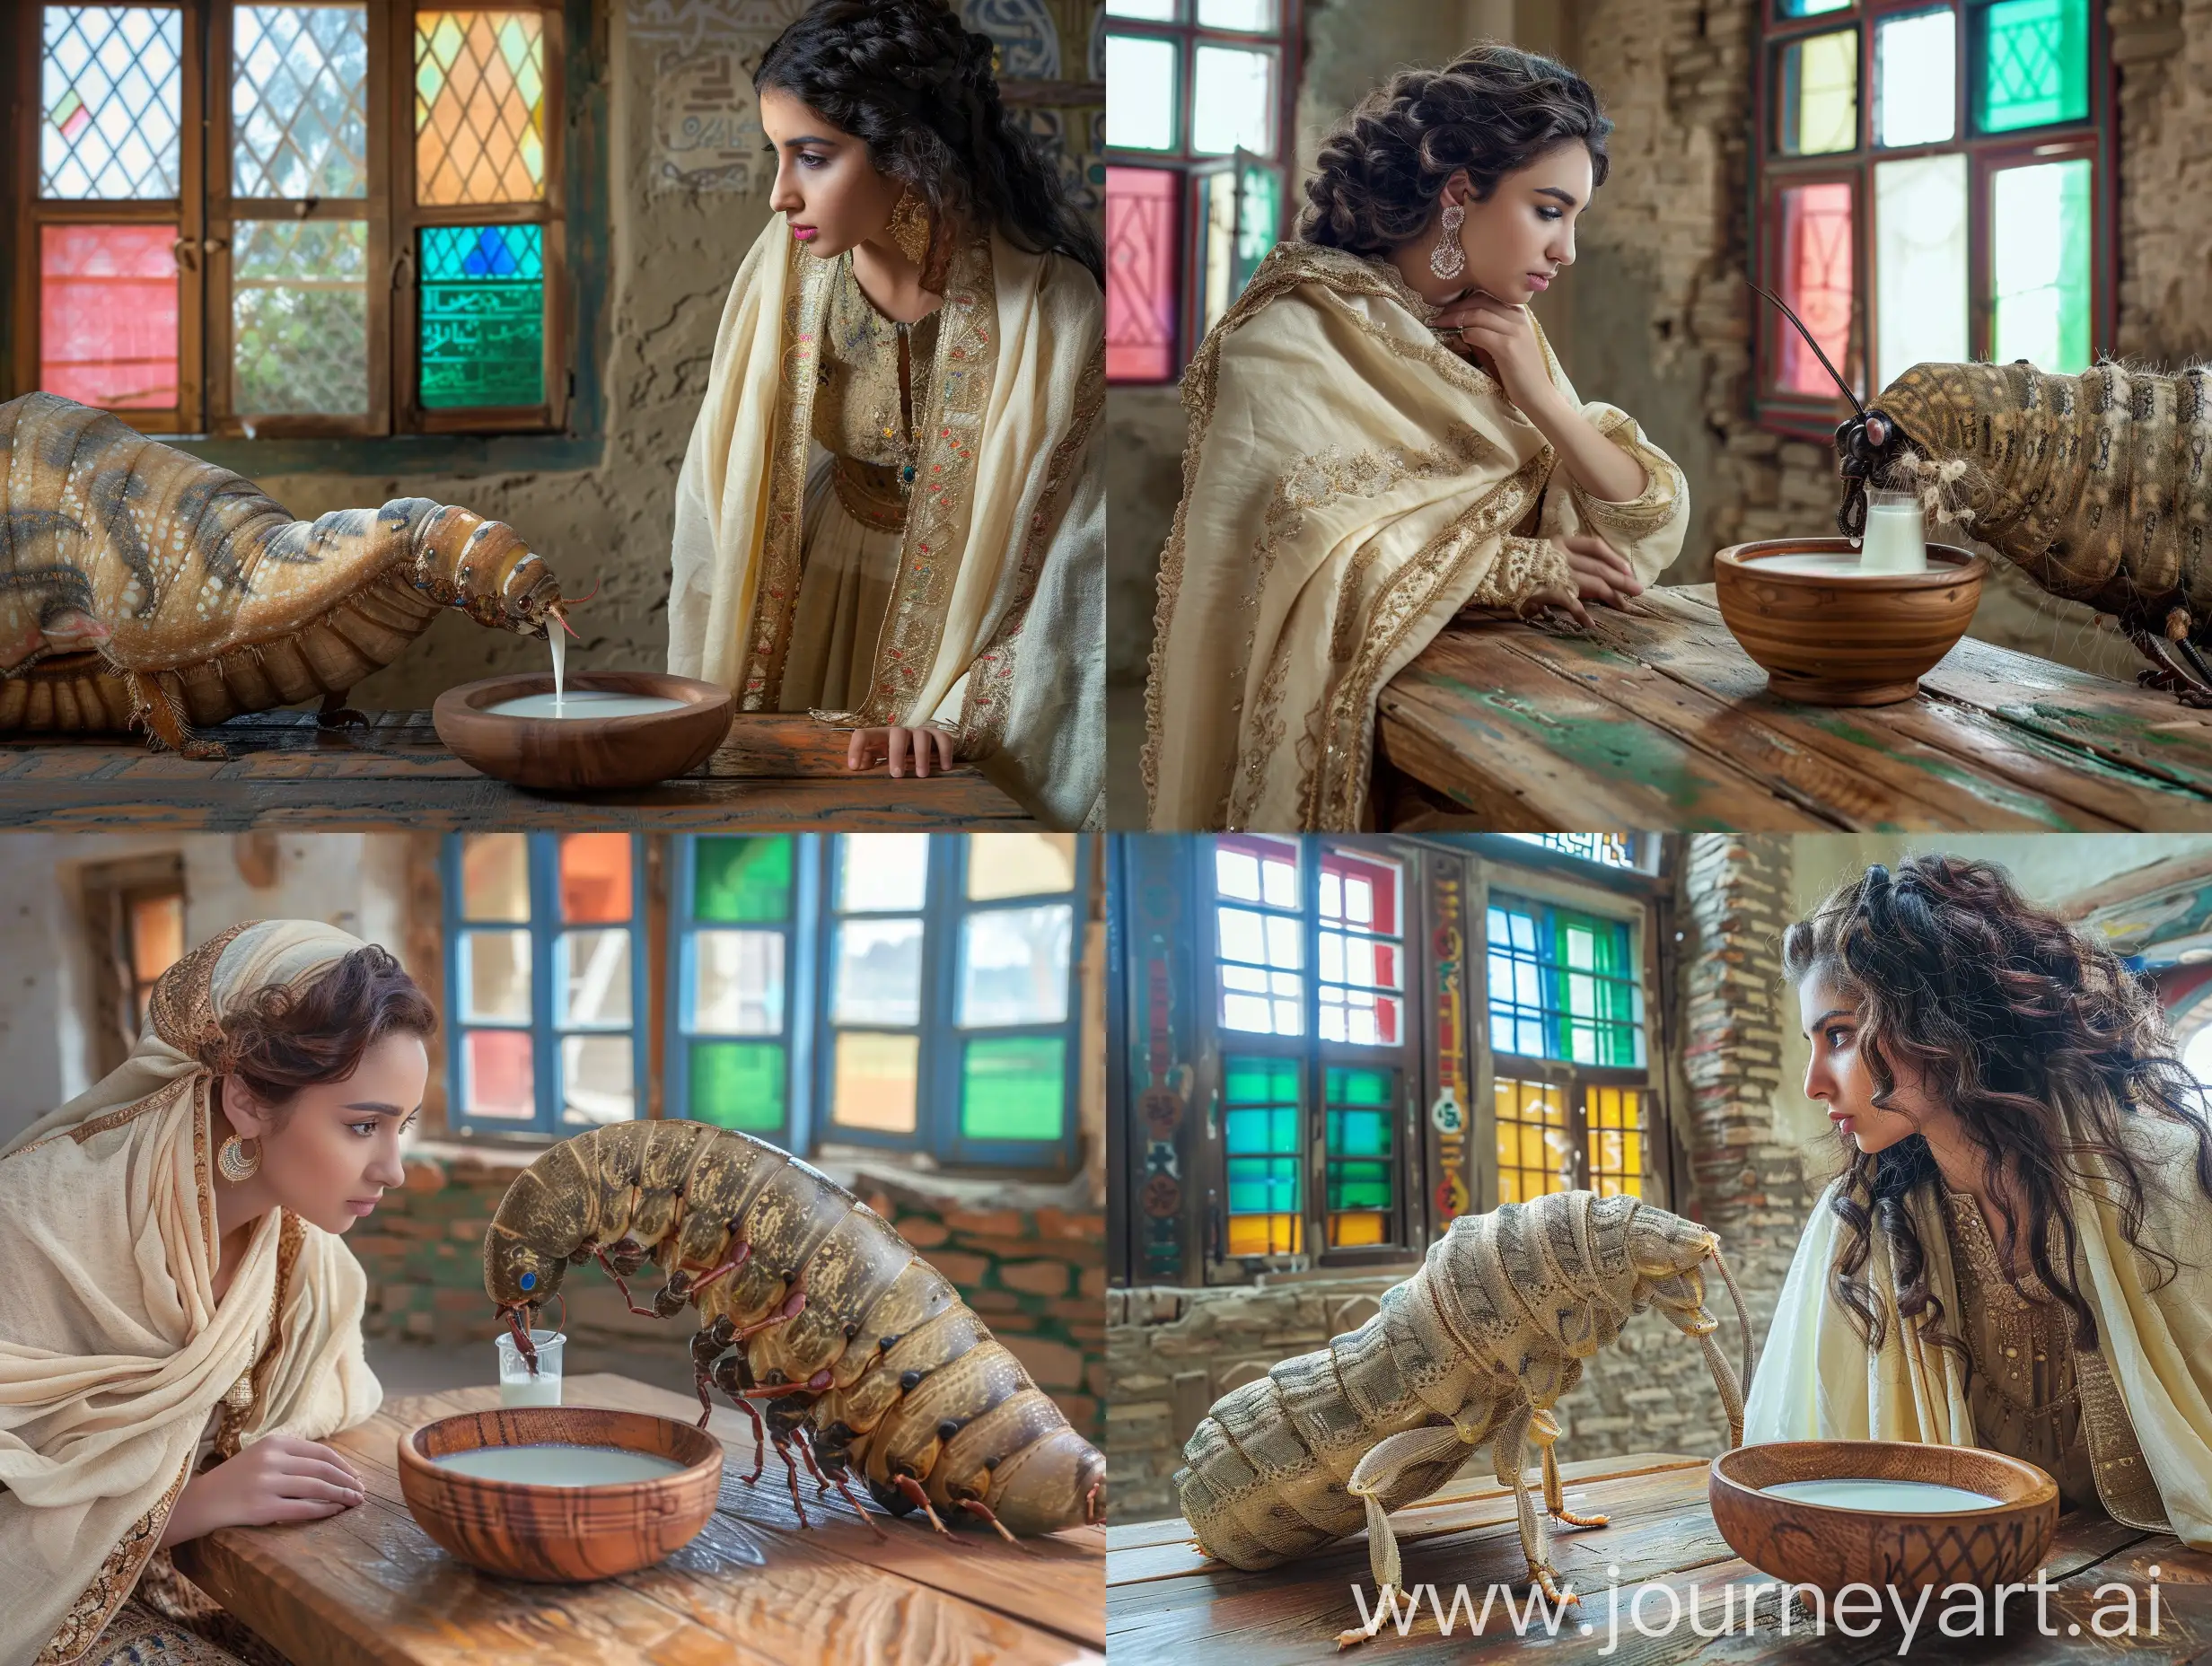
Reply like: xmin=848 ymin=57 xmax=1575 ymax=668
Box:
xmin=218 ymin=1133 xmax=261 ymax=1184
xmin=887 ymin=185 xmax=934 ymax=268
xmin=1430 ymin=197 xmax=1468 ymax=281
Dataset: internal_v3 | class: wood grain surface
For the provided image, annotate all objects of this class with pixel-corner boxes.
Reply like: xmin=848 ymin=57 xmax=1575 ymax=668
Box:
xmin=173 ymin=1373 xmax=1102 ymax=1666
xmin=0 ymin=712 xmax=1033 ymax=829
xmin=1381 ymin=585 xmax=2212 ymax=831
xmin=1107 ymin=1450 xmax=2212 ymax=1664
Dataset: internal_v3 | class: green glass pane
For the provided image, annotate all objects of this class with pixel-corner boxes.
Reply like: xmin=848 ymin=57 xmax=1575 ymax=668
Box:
xmin=1778 ymin=0 xmax=1849 ymax=13
xmin=1224 ymin=1053 xmax=1298 ymax=1106
xmin=417 ymin=223 xmax=542 ymax=407
xmin=1327 ymin=1107 xmax=1391 ymax=1158
xmin=1325 ymin=1065 xmax=1393 ymax=1108
xmin=1328 ymin=1161 xmax=1393 ymax=1211
xmin=960 ymin=1035 xmax=1065 ymax=1141
xmin=694 ymin=836 xmax=793 ymax=923
xmin=689 ymin=1041 xmax=785 ymax=1131
xmin=1227 ymin=1155 xmax=1298 ymax=1214
xmin=1992 ymin=159 xmax=2092 ymax=373
xmin=1978 ymin=0 xmax=2087 ymax=133
xmin=1225 ymin=1104 xmax=1298 ymax=1154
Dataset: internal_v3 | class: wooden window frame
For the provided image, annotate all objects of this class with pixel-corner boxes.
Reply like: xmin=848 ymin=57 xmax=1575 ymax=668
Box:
xmin=76 ymin=851 xmax=189 ymax=1081
xmin=1751 ymin=0 xmax=2115 ymax=442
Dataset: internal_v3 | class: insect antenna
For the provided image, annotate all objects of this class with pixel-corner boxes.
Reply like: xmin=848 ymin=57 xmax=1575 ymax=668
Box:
xmin=1744 ymin=275 xmax=1865 ymax=416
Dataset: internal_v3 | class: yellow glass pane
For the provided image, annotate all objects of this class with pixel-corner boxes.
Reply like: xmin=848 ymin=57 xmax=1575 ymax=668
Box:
xmin=1623 ymin=1130 xmax=1642 ymax=1175
xmin=830 ymin=1030 xmax=918 ymax=1132
xmin=415 ymin=10 xmax=545 ymax=205
xmin=1623 ymin=1176 xmax=1643 ymax=1197
xmin=1593 ymin=1088 xmax=1619 ymax=1128
xmin=1228 ymin=1213 xmax=1300 ymax=1255
xmin=461 ymin=832 xmax=530 ymax=920
xmin=1519 ymin=1125 xmax=1545 ymax=1169
xmin=1528 ymin=1164 xmax=1562 ymax=1197
xmin=1330 ymin=1211 xmax=1385 ymax=1247
xmin=966 ymin=834 xmax=1077 ymax=900
xmin=1496 ymin=1124 xmax=1518 ymax=1168
xmin=1497 ymin=1170 xmax=1520 ymax=1205
xmin=1597 ymin=1129 xmax=1624 ymax=1174
xmin=1781 ymin=29 xmax=1858 ymax=156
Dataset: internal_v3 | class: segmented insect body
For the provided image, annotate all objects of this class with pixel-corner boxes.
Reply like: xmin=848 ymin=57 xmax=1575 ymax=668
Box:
xmin=1175 ymin=1192 xmax=1747 ymax=1643
xmin=483 ymin=1120 xmax=1105 ymax=1541
xmin=0 ymin=391 xmax=565 ymax=755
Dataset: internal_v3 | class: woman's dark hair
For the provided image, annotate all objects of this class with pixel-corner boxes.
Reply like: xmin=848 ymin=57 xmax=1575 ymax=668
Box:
xmin=1299 ymin=41 xmax=1611 ymax=255
xmin=1782 ymin=855 xmax=2212 ymax=1370
xmin=756 ymin=0 xmax=1103 ymax=285
xmin=215 ymin=944 xmax=437 ymax=1114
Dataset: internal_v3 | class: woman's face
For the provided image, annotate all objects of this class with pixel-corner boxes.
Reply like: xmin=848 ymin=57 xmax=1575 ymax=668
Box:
xmin=222 ymin=1031 xmax=426 ymax=1237
xmin=1797 ymin=972 xmax=1942 ymax=1155
xmin=1433 ymin=142 xmax=1593 ymax=307
xmin=759 ymin=86 xmax=905 ymax=262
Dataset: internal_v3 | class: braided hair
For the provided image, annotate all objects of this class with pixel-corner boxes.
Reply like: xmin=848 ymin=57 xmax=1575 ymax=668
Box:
xmin=1298 ymin=41 xmax=1611 ymax=255
xmin=756 ymin=0 xmax=1102 ymax=285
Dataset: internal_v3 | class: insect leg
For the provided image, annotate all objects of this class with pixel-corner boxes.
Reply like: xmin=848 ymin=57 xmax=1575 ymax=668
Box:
xmin=955 ymin=1497 xmax=1021 ymax=1548
xmin=689 ymin=1317 xmax=736 ymax=1430
xmin=891 ymin=1472 xmax=958 ymax=1538
xmin=683 ymin=1235 xmax=752 ymax=1300
xmin=1538 ymin=1434 xmax=1609 ymax=1530
xmin=708 ymin=1353 xmax=767 ymax=1482
xmin=732 ymin=1262 xmax=810 ymax=1343
xmin=592 ymin=1242 xmax=660 ymax=1316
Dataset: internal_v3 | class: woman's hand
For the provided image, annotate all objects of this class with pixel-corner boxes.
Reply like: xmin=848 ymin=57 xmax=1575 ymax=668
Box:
xmin=844 ymin=723 xmax=955 ymax=779
xmin=156 ymin=1434 xmax=365 ymax=1548
xmin=1500 ymin=535 xmax=1644 ymax=629
xmin=1430 ymin=292 xmax=1556 ymax=416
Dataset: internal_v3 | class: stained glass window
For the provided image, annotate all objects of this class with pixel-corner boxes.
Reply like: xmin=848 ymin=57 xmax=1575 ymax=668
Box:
xmin=823 ymin=835 xmax=931 ymax=1136
xmin=961 ymin=1036 xmax=1066 ymax=1141
xmin=1874 ymin=9 xmax=1956 ymax=147
xmin=1588 ymin=1086 xmax=1646 ymax=1199
xmin=232 ymin=219 xmax=370 ymax=415
xmin=417 ymin=224 xmax=544 ymax=408
xmin=679 ymin=837 xmax=793 ymax=1135
xmin=1325 ymin=1065 xmax=1394 ymax=1247
xmin=1494 ymin=1078 xmax=1570 ymax=1206
xmin=1190 ymin=46 xmax=1274 ymax=156
xmin=1501 ymin=834 xmax=1639 ymax=868
xmin=1777 ymin=0 xmax=1850 ymax=13
xmin=38 ymin=224 xmax=179 ymax=408
xmin=1214 ymin=835 xmax=1304 ymax=1036
xmin=40 ymin=5 xmax=182 ymax=199
xmin=1775 ymin=181 xmax=1854 ymax=396
xmin=232 ymin=5 xmax=369 ymax=199
xmin=1201 ymin=162 xmax=1280 ymax=336
xmin=1776 ymin=29 xmax=1857 ymax=155
xmin=1488 ymin=897 xmax=1645 ymax=1067
xmin=1992 ymin=157 xmax=2092 ymax=373
xmin=1976 ymin=0 xmax=2088 ymax=133
xmin=1874 ymin=153 xmax=1969 ymax=389
xmin=1223 ymin=1054 xmax=1301 ymax=1256
xmin=415 ymin=9 xmax=546 ymax=205
xmin=1104 ymin=34 xmax=1177 ymax=150
xmin=1318 ymin=846 xmax=1401 ymax=1046
xmin=1106 ymin=166 xmax=1180 ymax=381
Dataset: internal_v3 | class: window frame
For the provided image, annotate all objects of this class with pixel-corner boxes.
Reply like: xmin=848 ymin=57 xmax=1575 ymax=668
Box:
xmin=1751 ymin=0 xmax=2116 ymax=441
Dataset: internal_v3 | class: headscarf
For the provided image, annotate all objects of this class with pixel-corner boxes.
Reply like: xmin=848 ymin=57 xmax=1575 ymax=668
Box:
xmin=0 ymin=920 xmax=384 ymax=1666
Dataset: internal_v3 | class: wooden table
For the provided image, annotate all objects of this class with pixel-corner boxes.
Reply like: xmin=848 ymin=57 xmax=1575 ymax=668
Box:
xmin=1108 ymin=1450 xmax=2212 ymax=1663
xmin=0 ymin=713 xmax=1033 ymax=830
xmin=1379 ymin=585 xmax=2212 ymax=830
xmin=172 ymin=1372 xmax=1103 ymax=1665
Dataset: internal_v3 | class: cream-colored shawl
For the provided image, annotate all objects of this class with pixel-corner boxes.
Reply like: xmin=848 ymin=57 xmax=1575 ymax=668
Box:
xmin=0 ymin=920 xmax=383 ymax=1666
xmin=668 ymin=218 xmax=1107 ymax=830
xmin=1143 ymin=241 xmax=1690 ymax=831
xmin=1744 ymin=1106 xmax=2212 ymax=1548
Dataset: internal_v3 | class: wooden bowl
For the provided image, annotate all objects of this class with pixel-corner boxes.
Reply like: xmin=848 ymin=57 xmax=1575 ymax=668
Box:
xmin=433 ymin=671 xmax=733 ymax=792
xmin=1710 ymin=1441 xmax=2058 ymax=1596
xmin=1714 ymin=538 xmax=1987 ymax=706
xmin=397 ymin=1407 xmax=724 ymax=1583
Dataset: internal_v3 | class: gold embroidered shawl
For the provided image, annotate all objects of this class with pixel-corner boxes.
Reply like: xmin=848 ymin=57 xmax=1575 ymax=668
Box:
xmin=1141 ymin=241 xmax=1690 ymax=831
xmin=667 ymin=218 xmax=1107 ymax=829
xmin=0 ymin=921 xmax=383 ymax=1666
xmin=1744 ymin=1104 xmax=2212 ymax=1546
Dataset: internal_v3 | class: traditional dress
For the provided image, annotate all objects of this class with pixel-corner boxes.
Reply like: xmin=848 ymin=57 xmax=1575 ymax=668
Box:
xmin=1744 ymin=1104 xmax=2212 ymax=1546
xmin=1143 ymin=241 xmax=1690 ymax=831
xmin=669 ymin=222 xmax=1106 ymax=829
xmin=0 ymin=922 xmax=384 ymax=1666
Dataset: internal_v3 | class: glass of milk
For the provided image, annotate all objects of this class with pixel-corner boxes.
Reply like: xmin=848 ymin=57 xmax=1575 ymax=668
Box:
xmin=495 ymin=1327 xmax=564 ymax=1407
xmin=1858 ymin=488 xmax=1930 ymax=574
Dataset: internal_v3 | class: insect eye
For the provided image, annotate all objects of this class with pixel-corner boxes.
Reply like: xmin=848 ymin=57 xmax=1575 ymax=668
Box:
xmin=520 ymin=1271 xmax=537 ymax=1291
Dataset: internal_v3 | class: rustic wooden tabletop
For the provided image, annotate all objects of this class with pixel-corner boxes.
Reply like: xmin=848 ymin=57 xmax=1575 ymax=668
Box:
xmin=0 ymin=712 xmax=1033 ymax=830
xmin=1379 ymin=585 xmax=2212 ymax=831
xmin=172 ymin=1372 xmax=1104 ymax=1666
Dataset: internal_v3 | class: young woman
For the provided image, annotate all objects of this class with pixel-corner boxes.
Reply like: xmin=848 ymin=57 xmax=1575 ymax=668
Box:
xmin=1144 ymin=43 xmax=1689 ymax=831
xmin=1 ymin=922 xmax=434 ymax=1665
xmin=1748 ymin=856 xmax=2212 ymax=1547
xmin=668 ymin=0 xmax=1106 ymax=829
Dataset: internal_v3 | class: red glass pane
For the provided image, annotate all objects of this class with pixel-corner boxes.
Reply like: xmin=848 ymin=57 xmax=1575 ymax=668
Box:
xmin=1107 ymin=165 xmax=1180 ymax=383
xmin=40 ymin=224 xmax=179 ymax=408
xmin=559 ymin=832 xmax=632 ymax=923
xmin=464 ymin=1028 xmax=534 ymax=1118
xmin=1776 ymin=182 xmax=1854 ymax=397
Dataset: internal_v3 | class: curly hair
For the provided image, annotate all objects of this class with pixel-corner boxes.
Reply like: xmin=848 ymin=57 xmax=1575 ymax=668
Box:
xmin=1297 ymin=41 xmax=1613 ymax=255
xmin=756 ymin=0 xmax=1103 ymax=285
xmin=1782 ymin=855 xmax=2212 ymax=1371
xmin=215 ymin=944 xmax=437 ymax=1116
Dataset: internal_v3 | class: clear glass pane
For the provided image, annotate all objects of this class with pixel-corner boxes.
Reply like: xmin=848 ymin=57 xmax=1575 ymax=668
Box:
xmin=1992 ymin=158 xmax=2092 ymax=373
xmin=1201 ymin=163 xmax=1281 ymax=334
xmin=414 ymin=9 xmax=546 ymax=204
xmin=1198 ymin=0 xmax=1275 ymax=27
xmin=1874 ymin=9 xmax=1955 ymax=147
xmin=461 ymin=927 xmax=530 ymax=1022
xmin=1874 ymin=153 xmax=1968 ymax=390
xmin=560 ymin=1033 xmax=633 ymax=1125
xmin=1263 ymin=914 xmax=1300 ymax=969
xmin=1260 ymin=847 xmax=1297 ymax=908
xmin=40 ymin=5 xmax=182 ymax=198
xmin=1774 ymin=181 xmax=1854 ymax=396
xmin=836 ymin=833 xmax=929 ymax=912
xmin=1191 ymin=45 xmax=1273 ymax=155
xmin=1978 ymin=0 xmax=2088 ymax=133
xmin=961 ymin=1036 xmax=1066 ymax=1140
xmin=965 ymin=833 xmax=1076 ymax=899
xmin=38 ymin=224 xmax=177 ymax=408
xmin=831 ymin=1030 xmax=918 ymax=1133
xmin=231 ymin=219 xmax=369 ymax=415
xmin=695 ymin=836 xmax=792 ymax=922
xmin=1106 ymin=165 xmax=1180 ymax=381
xmin=233 ymin=5 xmax=369 ymax=198
xmin=557 ymin=927 xmax=630 ymax=1027
xmin=689 ymin=1040 xmax=785 ymax=1131
xmin=959 ymin=902 xmax=1073 ymax=1027
xmin=463 ymin=1028 xmax=532 ymax=1117
xmin=418 ymin=224 xmax=544 ymax=408
xmin=557 ymin=831 xmax=630 ymax=923
xmin=1106 ymin=0 xmax=1177 ymax=14
xmin=1105 ymin=34 xmax=1177 ymax=151
xmin=461 ymin=832 xmax=530 ymax=921
xmin=1217 ymin=906 xmax=1264 ymax=964
xmin=1776 ymin=29 xmax=1858 ymax=156
xmin=1215 ymin=847 xmax=1260 ymax=902
xmin=691 ymin=929 xmax=784 ymax=1035
xmin=832 ymin=917 xmax=924 ymax=1026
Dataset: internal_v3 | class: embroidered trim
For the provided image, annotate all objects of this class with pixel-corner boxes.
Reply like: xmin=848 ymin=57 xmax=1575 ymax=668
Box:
xmin=739 ymin=241 xmax=831 ymax=711
xmin=151 ymin=923 xmax=255 ymax=1058
xmin=830 ymin=456 xmax=910 ymax=534
xmin=2075 ymin=1346 xmax=2171 ymax=1530
xmin=214 ymin=1210 xmax=302 ymax=1460
xmin=36 ymin=1451 xmax=195 ymax=1666
xmin=1464 ymin=535 xmax=1573 ymax=611
xmin=1567 ymin=409 xmax=1683 ymax=545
